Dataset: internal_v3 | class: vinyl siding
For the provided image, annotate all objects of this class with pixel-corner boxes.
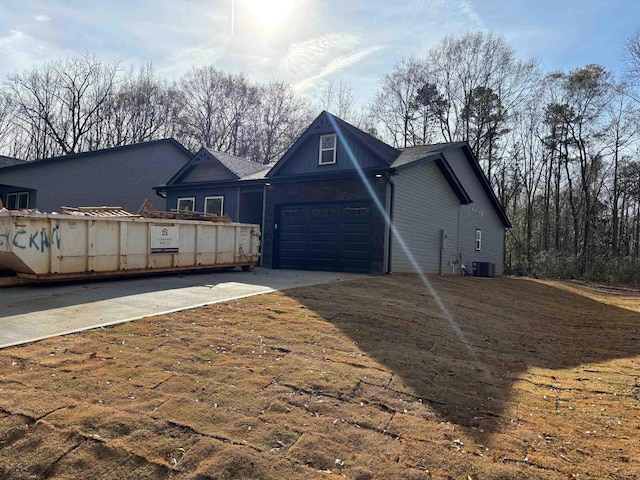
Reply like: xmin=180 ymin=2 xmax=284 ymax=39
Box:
xmin=0 ymin=142 xmax=190 ymax=213
xmin=392 ymin=161 xmax=461 ymax=273
xmin=443 ymin=149 xmax=506 ymax=275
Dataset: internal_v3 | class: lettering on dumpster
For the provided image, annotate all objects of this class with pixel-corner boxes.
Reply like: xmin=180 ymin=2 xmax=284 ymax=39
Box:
xmin=150 ymin=225 xmax=179 ymax=253
xmin=0 ymin=226 xmax=62 ymax=252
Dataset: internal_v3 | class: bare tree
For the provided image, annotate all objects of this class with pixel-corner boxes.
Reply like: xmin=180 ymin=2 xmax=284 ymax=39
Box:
xmin=7 ymin=54 xmax=119 ymax=158
xmin=318 ymin=78 xmax=362 ymax=126
xmin=251 ymin=81 xmax=312 ymax=164
xmin=176 ymin=66 xmax=259 ymax=155
xmin=369 ymin=56 xmax=429 ymax=147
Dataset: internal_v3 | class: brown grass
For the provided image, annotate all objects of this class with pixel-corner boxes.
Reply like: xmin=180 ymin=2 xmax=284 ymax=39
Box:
xmin=0 ymin=275 xmax=639 ymax=479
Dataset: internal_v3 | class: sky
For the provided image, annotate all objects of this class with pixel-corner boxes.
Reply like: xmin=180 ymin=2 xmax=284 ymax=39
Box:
xmin=0 ymin=0 xmax=638 ymax=106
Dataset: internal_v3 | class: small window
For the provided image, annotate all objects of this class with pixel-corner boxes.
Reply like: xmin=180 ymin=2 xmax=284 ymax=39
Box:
xmin=6 ymin=192 xmax=29 ymax=210
xmin=319 ymin=134 xmax=337 ymax=165
xmin=475 ymin=229 xmax=482 ymax=251
xmin=205 ymin=196 xmax=224 ymax=216
xmin=177 ymin=197 xmax=195 ymax=211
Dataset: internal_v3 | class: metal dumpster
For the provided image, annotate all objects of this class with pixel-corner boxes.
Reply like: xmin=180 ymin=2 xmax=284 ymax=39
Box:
xmin=0 ymin=211 xmax=260 ymax=281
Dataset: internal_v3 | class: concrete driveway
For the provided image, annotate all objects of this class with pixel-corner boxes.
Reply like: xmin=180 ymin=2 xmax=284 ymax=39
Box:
xmin=0 ymin=268 xmax=360 ymax=349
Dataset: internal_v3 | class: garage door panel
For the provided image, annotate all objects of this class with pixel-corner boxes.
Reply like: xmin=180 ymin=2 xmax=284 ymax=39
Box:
xmin=276 ymin=202 xmax=373 ymax=273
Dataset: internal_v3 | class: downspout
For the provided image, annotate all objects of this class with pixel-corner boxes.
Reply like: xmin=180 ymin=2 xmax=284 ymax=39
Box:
xmin=260 ymin=182 xmax=269 ymax=267
xmin=385 ymin=172 xmax=395 ymax=275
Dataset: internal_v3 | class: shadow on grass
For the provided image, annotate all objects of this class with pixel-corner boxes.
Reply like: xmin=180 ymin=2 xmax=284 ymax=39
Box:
xmin=283 ymin=275 xmax=640 ymax=434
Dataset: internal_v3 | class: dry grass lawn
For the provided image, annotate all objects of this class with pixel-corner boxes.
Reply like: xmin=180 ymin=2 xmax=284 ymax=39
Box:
xmin=0 ymin=275 xmax=639 ymax=479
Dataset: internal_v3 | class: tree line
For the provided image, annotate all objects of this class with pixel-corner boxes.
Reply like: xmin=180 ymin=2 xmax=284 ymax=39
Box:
xmin=2 ymin=31 xmax=640 ymax=284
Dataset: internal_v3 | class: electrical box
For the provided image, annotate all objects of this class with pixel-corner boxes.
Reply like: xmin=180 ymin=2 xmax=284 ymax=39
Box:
xmin=440 ymin=229 xmax=448 ymax=249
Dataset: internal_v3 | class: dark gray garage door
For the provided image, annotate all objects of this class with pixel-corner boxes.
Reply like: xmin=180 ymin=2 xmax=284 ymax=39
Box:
xmin=275 ymin=202 xmax=373 ymax=273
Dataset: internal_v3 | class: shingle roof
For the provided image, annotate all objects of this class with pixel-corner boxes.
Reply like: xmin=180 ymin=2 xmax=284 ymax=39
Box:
xmin=391 ymin=142 xmax=467 ymax=169
xmin=0 ymin=155 xmax=25 ymax=168
xmin=205 ymin=149 xmax=270 ymax=179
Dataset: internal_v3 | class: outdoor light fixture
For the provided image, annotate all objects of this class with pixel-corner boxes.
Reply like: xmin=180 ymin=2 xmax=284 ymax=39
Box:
xmin=375 ymin=174 xmax=383 ymax=178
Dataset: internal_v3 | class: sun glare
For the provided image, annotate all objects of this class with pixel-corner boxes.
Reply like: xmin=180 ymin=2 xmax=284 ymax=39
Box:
xmin=240 ymin=0 xmax=296 ymax=31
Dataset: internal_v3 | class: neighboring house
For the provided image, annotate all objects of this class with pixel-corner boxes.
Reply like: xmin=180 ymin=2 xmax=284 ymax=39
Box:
xmin=0 ymin=139 xmax=192 ymax=213
xmin=155 ymin=112 xmax=510 ymax=275
xmin=155 ymin=147 xmax=270 ymax=226
xmin=0 ymin=155 xmax=26 ymax=169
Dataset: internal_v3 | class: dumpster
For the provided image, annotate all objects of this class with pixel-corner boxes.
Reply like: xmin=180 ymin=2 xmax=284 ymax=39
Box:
xmin=0 ymin=210 xmax=260 ymax=282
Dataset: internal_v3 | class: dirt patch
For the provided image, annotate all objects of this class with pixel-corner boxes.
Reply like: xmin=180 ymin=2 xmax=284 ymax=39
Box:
xmin=0 ymin=275 xmax=638 ymax=479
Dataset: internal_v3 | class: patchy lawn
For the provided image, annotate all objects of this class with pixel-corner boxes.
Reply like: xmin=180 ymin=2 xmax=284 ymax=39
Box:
xmin=0 ymin=275 xmax=639 ymax=479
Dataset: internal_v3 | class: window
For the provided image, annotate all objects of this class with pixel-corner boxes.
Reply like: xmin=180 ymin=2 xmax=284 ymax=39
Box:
xmin=475 ymin=229 xmax=482 ymax=251
xmin=205 ymin=196 xmax=224 ymax=216
xmin=177 ymin=197 xmax=195 ymax=211
xmin=319 ymin=134 xmax=337 ymax=165
xmin=6 ymin=192 xmax=29 ymax=210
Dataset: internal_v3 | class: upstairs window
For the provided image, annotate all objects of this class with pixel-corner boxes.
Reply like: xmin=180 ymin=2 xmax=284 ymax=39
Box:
xmin=205 ymin=196 xmax=224 ymax=216
xmin=319 ymin=134 xmax=337 ymax=165
xmin=475 ymin=229 xmax=482 ymax=251
xmin=177 ymin=197 xmax=195 ymax=211
xmin=6 ymin=192 xmax=29 ymax=210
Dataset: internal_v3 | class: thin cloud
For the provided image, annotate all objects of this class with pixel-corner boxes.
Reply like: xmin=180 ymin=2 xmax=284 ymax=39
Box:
xmin=34 ymin=14 xmax=50 ymax=22
xmin=280 ymin=33 xmax=382 ymax=93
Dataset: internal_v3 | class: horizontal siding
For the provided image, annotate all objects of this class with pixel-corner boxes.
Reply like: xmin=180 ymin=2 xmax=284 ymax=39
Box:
xmin=443 ymin=149 xmax=506 ymax=275
xmin=392 ymin=161 xmax=461 ymax=274
xmin=0 ymin=142 xmax=190 ymax=214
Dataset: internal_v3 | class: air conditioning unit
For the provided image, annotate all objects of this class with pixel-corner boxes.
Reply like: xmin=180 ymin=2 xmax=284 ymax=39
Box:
xmin=472 ymin=261 xmax=495 ymax=278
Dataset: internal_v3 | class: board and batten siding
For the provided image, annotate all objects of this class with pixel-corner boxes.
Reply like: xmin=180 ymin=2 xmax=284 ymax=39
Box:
xmin=277 ymin=134 xmax=385 ymax=176
xmin=391 ymin=161 xmax=461 ymax=274
xmin=442 ymin=149 xmax=506 ymax=275
xmin=167 ymin=186 xmax=240 ymax=219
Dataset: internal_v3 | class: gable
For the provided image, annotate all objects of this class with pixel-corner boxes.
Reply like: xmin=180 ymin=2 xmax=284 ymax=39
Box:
xmin=166 ymin=148 xmax=268 ymax=186
xmin=268 ymin=111 xmax=400 ymax=178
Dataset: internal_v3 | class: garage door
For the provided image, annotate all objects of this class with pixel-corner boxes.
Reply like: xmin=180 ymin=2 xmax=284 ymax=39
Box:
xmin=275 ymin=202 xmax=373 ymax=273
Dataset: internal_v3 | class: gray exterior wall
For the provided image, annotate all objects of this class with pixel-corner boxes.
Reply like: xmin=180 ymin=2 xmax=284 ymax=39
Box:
xmin=275 ymin=134 xmax=386 ymax=176
xmin=166 ymin=186 xmax=240 ymax=219
xmin=391 ymin=161 xmax=462 ymax=274
xmin=443 ymin=148 xmax=506 ymax=275
xmin=262 ymin=176 xmax=388 ymax=273
xmin=0 ymin=141 xmax=190 ymax=213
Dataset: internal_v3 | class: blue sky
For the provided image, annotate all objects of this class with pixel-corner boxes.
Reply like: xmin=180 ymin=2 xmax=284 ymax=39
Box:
xmin=0 ymin=0 xmax=637 ymax=105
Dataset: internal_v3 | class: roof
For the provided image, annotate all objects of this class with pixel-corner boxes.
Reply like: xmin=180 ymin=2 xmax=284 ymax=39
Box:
xmin=0 ymin=155 xmax=25 ymax=168
xmin=204 ymin=148 xmax=270 ymax=179
xmin=0 ymin=138 xmax=191 ymax=172
xmin=392 ymin=142 xmax=467 ymax=169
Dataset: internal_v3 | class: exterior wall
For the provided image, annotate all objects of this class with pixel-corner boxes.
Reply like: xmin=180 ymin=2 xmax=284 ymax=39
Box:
xmin=262 ymin=176 xmax=388 ymax=273
xmin=166 ymin=186 xmax=240 ymax=219
xmin=443 ymin=149 xmax=506 ymax=275
xmin=180 ymin=163 xmax=235 ymax=182
xmin=277 ymin=134 xmax=385 ymax=176
xmin=391 ymin=161 xmax=462 ymax=274
xmin=0 ymin=141 xmax=190 ymax=213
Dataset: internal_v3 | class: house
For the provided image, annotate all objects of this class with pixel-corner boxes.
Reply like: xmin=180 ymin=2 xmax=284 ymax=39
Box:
xmin=0 ymin=139 xmax=192 ymax=213
xmin=155 ymin=147 xmax=270 ymax=226
xmin=154 ymin=112 xmax=510 ymax=275
xmin=0 ymin=155 xmax=25 ymax=169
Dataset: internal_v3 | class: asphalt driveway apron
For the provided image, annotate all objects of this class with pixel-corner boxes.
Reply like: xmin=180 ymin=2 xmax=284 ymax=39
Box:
xmin=0 ymin=269 xmax=358 ymax=349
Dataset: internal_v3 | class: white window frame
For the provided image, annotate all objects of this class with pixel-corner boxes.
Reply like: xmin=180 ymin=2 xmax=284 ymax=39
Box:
xmin=7 ymin=192 xmax=29 ymax=210
xmin=204 ymin=196 xmax=224 ymax=216
xmin=177 ymin=197 xmax=195 ymax=211
xmin=319 ymin=133 xmax=337 ymax=165
xmin=475 ymin=229 xmax=482 ymax=251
